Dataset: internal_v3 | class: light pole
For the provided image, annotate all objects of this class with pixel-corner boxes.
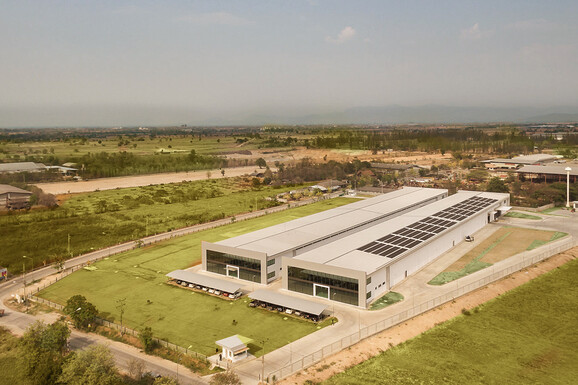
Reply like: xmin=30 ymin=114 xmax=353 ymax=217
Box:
xmin=22 ymin=256 xmax=31 ymax=312
xmin=565 ymin=167 xmax=572 ymax=208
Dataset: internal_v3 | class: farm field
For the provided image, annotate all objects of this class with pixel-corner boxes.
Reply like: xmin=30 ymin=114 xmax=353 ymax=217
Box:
xmin=429 ymin=227 xmax=567 ymax=285
xmin=0 ymin=177 xmax=310 ymax=273
xmin=37 ymin=198 xmax=357 ymax=356
xmin=324 ymin=257 xmax=578 ymax=385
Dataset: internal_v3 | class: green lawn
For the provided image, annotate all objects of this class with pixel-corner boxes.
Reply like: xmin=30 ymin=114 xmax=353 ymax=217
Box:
xmin=504 ymin=211 xmax=542 ymax=220
xmin=325 ymin=258 xmax=578 ymax=385
xmin=37 ymin=198 xmax=357 ymax=357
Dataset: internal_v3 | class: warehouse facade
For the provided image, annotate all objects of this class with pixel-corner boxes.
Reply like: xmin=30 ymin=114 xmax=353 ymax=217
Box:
xmin=201 ymin=187 xmax=448 ymax=284
xmin=282 ymin=191 xmax=510 ymax=307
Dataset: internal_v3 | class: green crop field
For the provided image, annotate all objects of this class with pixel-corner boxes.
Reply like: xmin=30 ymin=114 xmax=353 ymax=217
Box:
xmin=37 ymin=198 xmax=357 ymax=357
xmin=0 ymin=178 xmax=311 ymax=273
xmin=325 ymin=258 xmax=578 ymax=385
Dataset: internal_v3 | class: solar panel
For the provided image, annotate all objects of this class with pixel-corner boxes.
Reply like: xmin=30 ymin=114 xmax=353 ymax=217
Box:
xmin=357 ymin=195 xmax=499 ymax=259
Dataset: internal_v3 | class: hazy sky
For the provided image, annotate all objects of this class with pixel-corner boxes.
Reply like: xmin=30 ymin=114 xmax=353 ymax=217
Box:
xmin=2 ymin=1 xmax=578 ymax=126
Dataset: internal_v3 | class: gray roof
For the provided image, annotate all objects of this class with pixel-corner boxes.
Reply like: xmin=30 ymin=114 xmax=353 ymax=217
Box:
xmin=249 ymin=289 xmax=327 ymax=316
xmin=216 ymin=187 xmax=448 ymax=256
xmin=294 ymin=191 xmax=509 ymax=274
xmin=215 ymin=335 xmax=247 ymax=352
xmin=482 ymin=154 xmax=558 ymax=165
xmin=166 ymin=270 xmax=242 ymax=293
xmin=0 ymin=184 xmax=33 ymax=195
xmin=517 ymin=164 xmax=578 ymax=176
xmin=0 ymin=162 xmax=46 ymax=173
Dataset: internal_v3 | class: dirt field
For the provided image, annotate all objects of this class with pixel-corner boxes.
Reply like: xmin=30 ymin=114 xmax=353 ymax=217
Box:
xmin=445 ymin=227 xmax=560 ymax=271
xmin=35 ymin=149 xmax=452 ymax=195
xmin=280 ymin=248 xmax=577 ymax=385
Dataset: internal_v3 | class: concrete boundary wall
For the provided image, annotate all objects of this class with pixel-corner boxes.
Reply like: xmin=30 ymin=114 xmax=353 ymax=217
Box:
xmin=266 ymin=236 xmax=575 ymax=382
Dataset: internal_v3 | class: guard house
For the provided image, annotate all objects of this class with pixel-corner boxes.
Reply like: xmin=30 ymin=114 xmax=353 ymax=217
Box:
xmin=282 ymin=191 xmax=510 ymax=308
xmin=201 ymin=187 xmax=448 ymax=285
xmin=216 ymin=335 xmax=250 ymax=362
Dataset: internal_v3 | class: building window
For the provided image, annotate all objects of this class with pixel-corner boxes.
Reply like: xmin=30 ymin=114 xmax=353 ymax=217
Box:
xmin=366 ymin=276 xmax=372 ymax=285
xmin=267 ymin=271 xmax=275 ymax=279
xmin=267 ymin=259 xmax=275 ymax=266
xmin=287 ymin=266 xmax=359 ymax=306
xmin=366 ymin=291 xmax=372 ymax=299
xmin=206 ymin=250 xmax=261 ymax=283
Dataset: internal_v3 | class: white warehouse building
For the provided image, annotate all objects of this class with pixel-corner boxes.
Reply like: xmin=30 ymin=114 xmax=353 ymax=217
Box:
xmin=201 ymin=187 xmax=448 ymax=285
xmin=282 ymin=190 xmax=510 ymax=308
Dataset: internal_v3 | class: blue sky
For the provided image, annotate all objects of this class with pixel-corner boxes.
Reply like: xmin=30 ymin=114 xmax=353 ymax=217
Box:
xmin=1 ymin=1 xmax=578 ymax=126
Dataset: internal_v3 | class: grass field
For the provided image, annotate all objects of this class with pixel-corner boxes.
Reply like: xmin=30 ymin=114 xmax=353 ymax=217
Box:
xmin=325 ymin=257 xmax=578 ymax=385
xmin=0 ymin=178 xmax=312 ymax=273
xmin=504 ymin=211 xmax=542 ymax=220
xmin=37 ymin=198 xmax=357 ymax=357
xmin=0 ymin=135 xmax=262 ymax=162
xmin=429 ymin=227 xmax=567 ymax=285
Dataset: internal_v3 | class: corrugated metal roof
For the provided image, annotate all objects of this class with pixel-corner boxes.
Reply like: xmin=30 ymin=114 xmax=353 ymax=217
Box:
xmin=294 ymin=191 xmax=509 ymax=274
xmin=517 ymin=164 xmax=578 ymax=176
xmin=0 ymin=184 xmax=33 ymax=195
xmin=166 ymin=270 xmax=242 ymax=293
xmin=0 ymin=162 xmax=46 ymax=173
xmin=216 ymin=187 xmax=447 ymax=256
xmin=249 ymin=289 xmax=327 ymax=316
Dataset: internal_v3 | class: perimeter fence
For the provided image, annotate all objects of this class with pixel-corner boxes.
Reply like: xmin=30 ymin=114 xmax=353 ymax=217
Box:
xmin=30 ymin=295 xmax=208 ymax=361
xmin=266 ymin=236 xmax=576 ymax=382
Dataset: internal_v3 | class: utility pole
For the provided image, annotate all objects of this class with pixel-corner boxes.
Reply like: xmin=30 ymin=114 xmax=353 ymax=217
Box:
xmin=22 ymin=256 xmax=29 ymax=312
xmin=566 ymin=167 xmax=572 ymax=208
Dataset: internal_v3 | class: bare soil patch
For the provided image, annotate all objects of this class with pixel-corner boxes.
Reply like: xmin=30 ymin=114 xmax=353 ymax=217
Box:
xmin=280 ymin=248 xmax=577 ymax=385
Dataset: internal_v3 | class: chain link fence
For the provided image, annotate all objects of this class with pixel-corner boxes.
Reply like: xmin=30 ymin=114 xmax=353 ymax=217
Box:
xmin=267 ymin=237 xmax=575 ymax=382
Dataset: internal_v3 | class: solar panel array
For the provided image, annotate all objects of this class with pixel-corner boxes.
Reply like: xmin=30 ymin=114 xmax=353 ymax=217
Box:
xmin=357 ymin=196 xmax=497 ymax=259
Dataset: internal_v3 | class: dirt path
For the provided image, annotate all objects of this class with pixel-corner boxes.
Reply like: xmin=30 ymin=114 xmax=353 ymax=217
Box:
xmin=280 ymin=248 xmax=577 ymax=385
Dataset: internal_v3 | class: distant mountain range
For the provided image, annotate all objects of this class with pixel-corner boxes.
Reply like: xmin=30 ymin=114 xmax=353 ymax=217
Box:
xmin=2 ymin=104 xmax=578 ymax=128
xmin=237 ymin=105 xmax=578 ymax=125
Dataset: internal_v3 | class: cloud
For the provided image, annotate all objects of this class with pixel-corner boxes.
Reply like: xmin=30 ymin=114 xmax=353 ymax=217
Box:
xmin=178 ymin=12 xmax=251 ymax=26
xmin=460 ymin=23 xmax=482 ymax=40
xmin=326 ymin=26 xmax=356 ymax=44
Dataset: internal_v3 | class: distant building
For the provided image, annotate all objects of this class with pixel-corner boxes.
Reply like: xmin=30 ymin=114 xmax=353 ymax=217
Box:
xmin=0 ymin=162 xmax=47 ymax=173
xmin=481 ymin=154 xmax=559 ymax=170
xmin=516 ymin=164 xmax=578 ymax=183
xmin=0 ymin=184 xmax=33 ymax=209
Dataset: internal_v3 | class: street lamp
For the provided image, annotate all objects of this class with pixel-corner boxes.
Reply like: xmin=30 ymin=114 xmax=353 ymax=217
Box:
xmin=565 ymin=167 xmax=572 ymax=208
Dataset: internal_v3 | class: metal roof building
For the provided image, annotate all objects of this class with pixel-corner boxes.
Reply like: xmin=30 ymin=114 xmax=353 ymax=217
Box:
xmin=482 ymin=154 xmax=559 ymax=169
xmin=282 ymin=190 xmax=510 ymax=308
xmin=0 ymin=162 xmax=47 ymax=173
xmin=201 ymin=187 xmax=448 ymax=284
xmin=516 ymin=164 xmax=578 ymax=183
xmin=249 ymin=289 xmax=327 ymax=316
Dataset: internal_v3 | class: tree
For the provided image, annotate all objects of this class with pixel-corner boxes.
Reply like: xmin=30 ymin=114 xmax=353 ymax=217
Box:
xmin=127 ymin=358 xmax=146 ymax=381
xmin=209 ymin=370 xmax=241 ymax=385
xmin=64 ymin=295 xmax=98 ymax=330
xmin=251 ymin=178 xmax=261 ymax=189
xmin=486 ymin=177 xmax=510 ymax=193
xmin=20 ymin=321 xmax=70 ymax=385
xmin=256 ymin=158 xmax=267 ymax=169
xmin=221 ymin=169 xmax=225 ymax=177
xmin=139 ymin=326 xmax=156 ymax=353
xmin=58 ymin=344 xmax=119 ymax=385
xmin=153 ymin=377 xmax=179 ymax=385
xmin=116 ymin=297 xmax=126 ymax=335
